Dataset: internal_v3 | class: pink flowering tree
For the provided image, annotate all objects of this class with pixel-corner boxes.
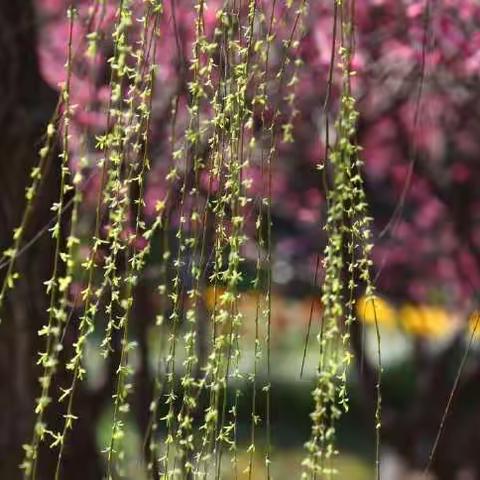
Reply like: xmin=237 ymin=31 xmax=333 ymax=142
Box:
xmin=1 ymin=0 xmax=480 ymax=478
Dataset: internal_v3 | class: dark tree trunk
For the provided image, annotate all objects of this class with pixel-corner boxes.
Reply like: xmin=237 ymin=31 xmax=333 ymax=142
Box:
xmin=0 ymin=3 xmax=102 ymax=479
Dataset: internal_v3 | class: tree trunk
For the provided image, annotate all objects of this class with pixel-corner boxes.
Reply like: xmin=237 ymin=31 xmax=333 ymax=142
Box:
xmin=0 ymin=2 xmax=102 ymax=478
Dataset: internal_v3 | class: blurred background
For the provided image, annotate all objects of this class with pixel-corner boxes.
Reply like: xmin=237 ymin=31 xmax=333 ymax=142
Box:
xmin=1 ymin=1 xmax=480 ymax=479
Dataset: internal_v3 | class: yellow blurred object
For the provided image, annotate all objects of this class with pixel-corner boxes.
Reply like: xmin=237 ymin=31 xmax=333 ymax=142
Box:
xmin=467 ymin=310 xmax=480 ymax=338
xmin=204 ymin=287 xmax=461 ymax=341
xmin=356 ymin=295 xmax=396 ymax=328
xmin=400 ymin=304 xmax=453 ymax=338
xmin=204 ymin=285 xmax=226 ymax=311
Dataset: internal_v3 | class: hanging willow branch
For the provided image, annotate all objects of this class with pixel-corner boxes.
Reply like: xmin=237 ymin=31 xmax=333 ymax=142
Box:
xmin=0 ymin=0 xmax=383 ymax=479
xmin=302 ymin=1 xmax=381 ymax=478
